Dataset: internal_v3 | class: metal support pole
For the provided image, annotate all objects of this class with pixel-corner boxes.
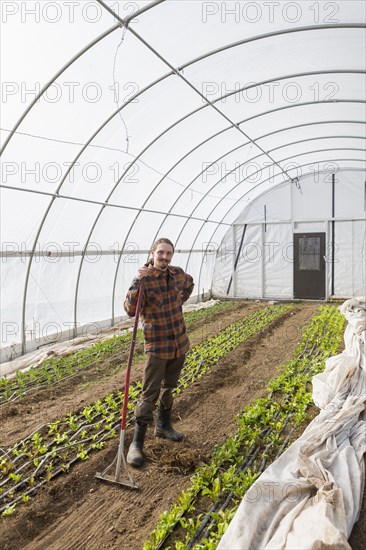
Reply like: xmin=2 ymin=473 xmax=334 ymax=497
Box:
xmin=331 ymin=173 xmax=336 ymax=296
xmin=264 ymin=205 xmax=267 ymax=233
xmin=261 ymin=224 xmax=265 ymax=298
xmin=227 ymin=225 xmax=247 ymax=296
xmin=232 ymin=226 xmax=237 ymax=298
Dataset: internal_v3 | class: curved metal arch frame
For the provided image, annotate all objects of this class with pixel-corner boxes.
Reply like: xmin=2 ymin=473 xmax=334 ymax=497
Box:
xmin=10 ymin=2 xmax=165 ymax=351
xmin=21 ymin=29 xmax=359 ymax=213
xmin=22 ymin=114 xmax=366 ymax=350
xmin=22 ymin=93 xmax=363 ymax=351
xmin=108 ymin=69 xmax=365 ymax=194
xmin=13 ymin=17 xmax=365 ymax=350
xmin=109 ymin=113 xmax=366 ymax=321
xmin=13 ymin=25 xmax=175 ymax=352
xmin=108 ymin=99 xmax=366 ymax=313
xmin=104 ymin=6 xmax=366 ymax=181
xmin=61 ymin=21 xmax=366 ymax=268
xmin=77 ymin=90 xmax=366 ymax=326
xmin=0 ymin=184 xmax=234 ymax=224
xmin=111 ymin=16 xmax=366 ymax=204
xmin=65 ymin=20 xmax=366 ymax=193
xmin=21 ymin=70 xmax=364 ymax=341
xmin=169 ymin=140 xmax=366 ymax=253
xmin=97 ymin=0 xmax=365 ymax=66
xmin=91 ymin=72 xmax=366 ymax=293
xmin=19 ymin=72 xmax=179 ymax=352
xmin=21 ymin=68 xmax=366 ymax=346
xmin=5 ymin=21 xmax=365 ymax=195
xmin=183 ymin=146 xmax=366 ymax=274
xmin=0 ymin=23 xmax=121 ymax=156
xmin=16 ymin=16 xmax=190 ymax=350
xmin=74 ymin=69 xmax=366 ymax=234
xmin=178 ymin=24 xmax=366 ymax=72
xmin=4 ymin=19 xmax=362 ymax=162
xmin=106 ymin=87 xmax=365 ymax=259
xmin=195 ymin=161 xmax=366 ymax=296
xmin=147 ymin=115 xmax=366 ymax=245
xmin=0 ymin=0 xmax=165 ymax=156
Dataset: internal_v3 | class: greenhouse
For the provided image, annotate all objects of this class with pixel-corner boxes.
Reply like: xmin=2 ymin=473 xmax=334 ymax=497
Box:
xmin=1 ymin=1 xmax=365 ymax=549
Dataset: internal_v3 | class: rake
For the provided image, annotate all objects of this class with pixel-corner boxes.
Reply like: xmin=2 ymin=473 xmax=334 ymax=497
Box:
xmin=95 ymin=283 xmax=144 ymax=489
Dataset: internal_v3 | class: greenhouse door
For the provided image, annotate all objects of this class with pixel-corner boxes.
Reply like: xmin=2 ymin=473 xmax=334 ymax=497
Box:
xmin=293 ymin=233 xmax=326 ymax=299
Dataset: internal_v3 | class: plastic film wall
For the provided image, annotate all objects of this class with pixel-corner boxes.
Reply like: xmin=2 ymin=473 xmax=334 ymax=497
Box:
xmin=1 ymin=0 xmax=365 ymax=357
xmin=212 ymin=170 xmax=366 ymax=299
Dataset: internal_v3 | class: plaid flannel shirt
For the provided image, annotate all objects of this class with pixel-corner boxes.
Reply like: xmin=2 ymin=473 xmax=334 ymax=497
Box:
xmin=124 ymin=263 xmax=194 ymax=359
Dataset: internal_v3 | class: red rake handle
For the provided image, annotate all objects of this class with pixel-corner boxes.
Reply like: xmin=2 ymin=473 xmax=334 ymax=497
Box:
xmin=120 ymin=282 xmax=144 ymax=431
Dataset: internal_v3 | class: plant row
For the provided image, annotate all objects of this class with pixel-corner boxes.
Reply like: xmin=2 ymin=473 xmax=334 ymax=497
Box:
xmin=0 ymin=302 xmax=235 ymax=404
xmin=0 ymin=303 xmax=293 ymax=516
xmin=143 ymin=305 xmax=345 ymax=550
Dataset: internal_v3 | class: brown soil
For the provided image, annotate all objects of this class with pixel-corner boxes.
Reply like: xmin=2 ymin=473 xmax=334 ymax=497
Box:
xmin=0 ymin=301 xmax=260 ymax=447
xmin=0 ymin=301 xmax=364 ymax=550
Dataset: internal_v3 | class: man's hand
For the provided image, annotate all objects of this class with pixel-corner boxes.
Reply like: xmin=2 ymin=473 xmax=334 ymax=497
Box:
xmin=137 ymin=267 xmax=150 ymax=280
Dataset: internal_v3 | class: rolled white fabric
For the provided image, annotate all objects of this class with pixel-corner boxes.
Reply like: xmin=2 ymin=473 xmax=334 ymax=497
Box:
xmin=218 ymin=298 xmax=366 ymax=550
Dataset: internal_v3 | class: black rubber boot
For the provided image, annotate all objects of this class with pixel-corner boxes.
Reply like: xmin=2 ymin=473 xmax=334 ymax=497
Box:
xmin=127 ymin=422 xmax=147 ymax=468
xmin=154 ymin=408 xmax=184 ymax=442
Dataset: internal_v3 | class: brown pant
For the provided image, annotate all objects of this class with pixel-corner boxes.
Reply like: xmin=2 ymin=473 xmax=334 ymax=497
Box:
xmin=135 ymin=353 xmax=185 ymax=424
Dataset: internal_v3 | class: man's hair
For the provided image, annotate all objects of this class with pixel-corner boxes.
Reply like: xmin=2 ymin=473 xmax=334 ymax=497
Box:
xmin=150 ymin=238 xmax=175 ymax=253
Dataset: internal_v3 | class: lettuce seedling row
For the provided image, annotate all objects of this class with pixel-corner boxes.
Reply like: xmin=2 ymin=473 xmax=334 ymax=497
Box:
xmin=0 ymin=303 xmax=235 ymax=405
xmin=0 ymin=331 xmax=143 ymax=404
xmin=0 ymin=304 xmax=292 ymax=516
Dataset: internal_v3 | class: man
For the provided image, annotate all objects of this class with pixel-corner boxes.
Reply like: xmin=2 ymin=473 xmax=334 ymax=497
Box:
xmin=124 ymin=238 xmax=194 ymax=467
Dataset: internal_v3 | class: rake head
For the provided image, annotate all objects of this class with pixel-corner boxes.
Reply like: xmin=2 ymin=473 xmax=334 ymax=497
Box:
xmin=95 ymin=470 xmax=139 ymax=489
xmin=95 ymin=437 xmax=139 ymax=490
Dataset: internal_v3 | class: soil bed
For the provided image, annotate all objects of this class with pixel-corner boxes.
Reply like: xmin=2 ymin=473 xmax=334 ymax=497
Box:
xmin=0 ymin=301 xmax=363 ymax=550
xmin=0 ymin=301 xmax=258 ymax=447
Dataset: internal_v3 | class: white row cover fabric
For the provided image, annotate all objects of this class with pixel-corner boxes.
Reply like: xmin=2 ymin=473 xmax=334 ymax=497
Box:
xmin=217 ymin=297 xmax=366 ymax=549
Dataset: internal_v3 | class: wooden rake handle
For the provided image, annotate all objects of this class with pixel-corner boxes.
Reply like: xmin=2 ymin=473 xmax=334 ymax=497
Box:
xmin=120 ymin=281 xmax=144 ymax=431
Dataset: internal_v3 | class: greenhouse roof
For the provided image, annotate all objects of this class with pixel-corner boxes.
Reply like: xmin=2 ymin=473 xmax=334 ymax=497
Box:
xmin=1 ymin=0 xmax=365 ymax=354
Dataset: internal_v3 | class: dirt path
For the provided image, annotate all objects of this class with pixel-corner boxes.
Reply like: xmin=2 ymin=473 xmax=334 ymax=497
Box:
xmin=1 ymin=301 xmax=364 ymax=550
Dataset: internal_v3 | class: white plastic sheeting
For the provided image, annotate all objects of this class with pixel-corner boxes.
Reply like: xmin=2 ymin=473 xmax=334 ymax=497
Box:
xmin=1 ymin=1 xmax=366 ymax=353
xmin=0 ymin=299 xmax=220 ymax=378
xmin=217 ymin=297 xmax=366 ymax=549
xmin=212 ymin=170 xmax=366 ymax=299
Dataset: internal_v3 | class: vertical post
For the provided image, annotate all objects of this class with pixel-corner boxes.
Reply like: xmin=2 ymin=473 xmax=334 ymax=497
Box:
xmin=325 ymin=221 xmax=330 ymax=301
xmin=351 ymin=220 xmax=354 ymax=296
xmin=290 ymin=178 xmax=293 ymax=220
xmin=331 ymin=173 xmax=335 ymax=297
xmin=290 ymin=180 xmax=294 ymax=299
xmin=261 ymin=223 xmax=265 ymax=298
xmin=226 ymin=224 xmax=247 ymax=296
xmin=264 ymin=204 xmax=267 ymax=233
xmin=232 ymin=225 xmax=236 ymax=298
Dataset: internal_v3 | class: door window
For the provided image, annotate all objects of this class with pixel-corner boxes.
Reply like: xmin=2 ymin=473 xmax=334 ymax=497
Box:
xmin=299 ymin=236 xmax=320 ymax=271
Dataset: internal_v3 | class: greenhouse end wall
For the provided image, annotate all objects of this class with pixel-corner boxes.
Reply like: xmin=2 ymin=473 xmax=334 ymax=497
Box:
xmin=212 ymin=170 xmax=366 ymax=300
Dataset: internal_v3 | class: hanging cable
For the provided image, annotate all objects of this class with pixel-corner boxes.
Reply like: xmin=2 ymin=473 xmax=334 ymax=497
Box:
xmin=112 ymin=25 xmax=130 ymax=153
xmin=0 ymin=128 xmax=249 ymax=202
xmin=96 ymin=0 xmax=296 ymax=184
